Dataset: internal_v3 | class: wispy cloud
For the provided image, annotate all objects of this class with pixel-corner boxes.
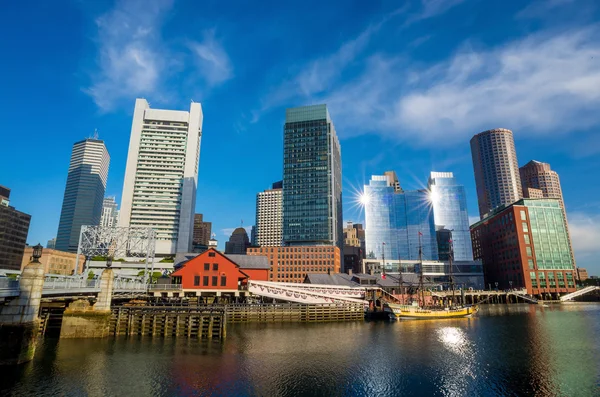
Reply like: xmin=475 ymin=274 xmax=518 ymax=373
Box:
xmin=406 ymin=0 xmax=466 ymax=25
xmin=569 ymin=212 xmax=600 ymax=274
xmin=189 ymin=29 xmax=233 ymax=87
xmin=516 ymin=0 xmax=576 ymax=19
xmin=85 ymin=0 xmax=174 ymax=111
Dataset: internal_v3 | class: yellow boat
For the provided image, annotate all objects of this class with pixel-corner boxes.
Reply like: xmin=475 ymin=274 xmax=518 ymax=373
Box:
xmin=387 ymin=302 xmax=479 ymax=320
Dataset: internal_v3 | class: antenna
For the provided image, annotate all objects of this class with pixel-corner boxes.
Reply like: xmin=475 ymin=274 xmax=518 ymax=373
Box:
xmin=92 ymin=128 xmax=99 ymax=140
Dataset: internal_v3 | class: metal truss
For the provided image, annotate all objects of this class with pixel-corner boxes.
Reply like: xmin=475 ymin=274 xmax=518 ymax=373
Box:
xmin=76 ymin=226 xmax=156 ymax=282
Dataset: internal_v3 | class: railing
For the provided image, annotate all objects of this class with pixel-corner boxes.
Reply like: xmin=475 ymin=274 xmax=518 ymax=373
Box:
xmin=560 ymin=286 xmax=600 ymax=301
xmin=148 ymin=284 xmax=183 ymax=291
xmin=0 ymin=278 xmax=19 ymax=290
xmin=43 ymin=276 xmax=99 ymax=290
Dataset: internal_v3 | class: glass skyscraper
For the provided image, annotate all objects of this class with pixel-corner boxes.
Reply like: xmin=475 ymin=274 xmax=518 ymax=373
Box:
xmin=428 ymin=172 xmax=474 ymax=261
xmin=56 ymin=138 xmax=110 ymax=253
xmin=364 ymin=173 xmax=438 ymax=261
xmin=282 ymin=104 xmax=342 ymax=249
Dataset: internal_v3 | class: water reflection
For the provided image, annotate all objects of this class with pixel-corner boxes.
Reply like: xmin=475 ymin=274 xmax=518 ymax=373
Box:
xmin=1 ymin=304 xmax=598 ymax=396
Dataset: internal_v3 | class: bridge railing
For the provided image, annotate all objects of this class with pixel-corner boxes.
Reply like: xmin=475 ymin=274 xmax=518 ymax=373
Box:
xmin=43 ymin=276 xmax=100 ymax=290
xmin=0 ymin=278 xmax=19 ymax=290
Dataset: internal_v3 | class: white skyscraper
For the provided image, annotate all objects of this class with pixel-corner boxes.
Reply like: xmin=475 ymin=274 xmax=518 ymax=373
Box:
xmin=100 ymin=196 xmax=119 ymax=228
xmin=119 ymin=99 xmax=203 ymax=255
xmin=255 ymin=182 xmax=283 ymax=246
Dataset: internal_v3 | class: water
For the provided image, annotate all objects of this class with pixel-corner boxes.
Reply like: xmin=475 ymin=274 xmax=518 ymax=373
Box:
xmin=1 ymin=304 xmax=599 ymax=396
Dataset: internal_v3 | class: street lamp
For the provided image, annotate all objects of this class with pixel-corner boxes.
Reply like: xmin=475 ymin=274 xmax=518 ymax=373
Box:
xmin=488 ymin=283 xmax=491 ymax=291
xmin=509 ymin=281 xmax=513 ymax=290
xmin=495 ymin=282 xmax=498 ymax=290
xmin=106 ymin=256 xmax=113 ymax=268
xmin=32 ymin=243 xmax=43 ymax=263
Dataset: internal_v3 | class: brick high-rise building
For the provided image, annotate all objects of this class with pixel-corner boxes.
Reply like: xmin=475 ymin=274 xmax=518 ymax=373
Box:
xmin=470 ymin=128 xmax=522 ymax=219
xmin=0 ymin=186 xmax=31 ymax=271
xmin=471 ymin=198 xmax=576 ymax=298
xmin=193 ymin=214 xmax=211 ymax=247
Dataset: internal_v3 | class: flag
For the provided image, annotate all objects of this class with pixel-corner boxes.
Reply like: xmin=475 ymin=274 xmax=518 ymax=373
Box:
xmin=449 ymin=239 xmax=453 ymax=243
xmin=418 ymin=231 xmax=423 ymax=236
xmin=381 ymin=273 xmax=386 ymax=280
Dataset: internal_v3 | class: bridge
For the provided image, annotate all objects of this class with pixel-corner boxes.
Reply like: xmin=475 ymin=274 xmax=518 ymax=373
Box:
xmin=560 ymin=286 xmax=600 ymax=302
xmin=0 ymin=274 xmax=147 ymax=300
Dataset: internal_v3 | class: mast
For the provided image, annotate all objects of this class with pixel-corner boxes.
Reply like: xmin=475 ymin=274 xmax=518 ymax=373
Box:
xmin=398 ymin=253 xmax=403 ymax=305
xmin=449 ymin=234 xmax=455 ymax=307
xmin=418 ymin=232 xmax=425 ymax=308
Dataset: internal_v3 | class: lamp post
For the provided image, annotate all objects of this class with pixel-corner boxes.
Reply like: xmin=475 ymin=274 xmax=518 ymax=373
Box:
xmin=488 ymin=283 xmax=491 ymax=291
xmin=32 ymin=243 xmax=43 ymax=263
xmin=495 ymin=281 xmax=498 ymax=290
xmin=509 ymin=280 xmax=513 ymax=290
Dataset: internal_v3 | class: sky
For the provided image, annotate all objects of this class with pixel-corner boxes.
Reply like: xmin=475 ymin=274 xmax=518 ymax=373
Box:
xmin=1 ymin=0 xmax=599 ymax=275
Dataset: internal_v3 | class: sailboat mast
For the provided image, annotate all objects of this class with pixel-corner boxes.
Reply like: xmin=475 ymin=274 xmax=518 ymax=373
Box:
xmin=418 ymin=232 xmax=425 ymax=307
xmin=449 ymin=234 xmax=455 ymax=306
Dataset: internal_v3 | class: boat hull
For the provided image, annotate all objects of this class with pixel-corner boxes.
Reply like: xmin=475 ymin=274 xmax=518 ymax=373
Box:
xmin=387 ymin=304 xmax=479 ymax=320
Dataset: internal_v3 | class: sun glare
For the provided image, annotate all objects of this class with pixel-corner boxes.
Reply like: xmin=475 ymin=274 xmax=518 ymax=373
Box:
xmin=359 ymin=192 xmax=370 ymax=206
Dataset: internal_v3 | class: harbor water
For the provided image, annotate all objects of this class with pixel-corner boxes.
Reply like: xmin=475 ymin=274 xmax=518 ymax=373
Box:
xmin=1 ymin=304 xmax=599 ymax=396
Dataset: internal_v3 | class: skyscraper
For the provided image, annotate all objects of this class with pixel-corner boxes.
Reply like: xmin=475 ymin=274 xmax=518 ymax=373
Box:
xmin=119 ymin=98 xmax=203 ymax=255
xmin=255 ymin=181 xmax=283 ymax=247
xmin=100 ymin=196 xmax=119 ymax=228
xmin=225 ymin=227 xmax=250 ymax=255
xmin=520 ymin=160 xmax=576 ymax=268
xmin=193 ymin=214 xmax=212 ymax=248
xmin=470 ymin=128 xmax=522 ymax=219
xmin=282 ymin=104 xmax=342 ymax=250
xmin=364 ymin=173 xmax=438 ymax=261
xmin=56 ymin=138 xmax=110 ymax=252
xmin=0 ymin=186 xmax=31 ymax=271
xmin=428 ymin=172 xmax=473 ymax=261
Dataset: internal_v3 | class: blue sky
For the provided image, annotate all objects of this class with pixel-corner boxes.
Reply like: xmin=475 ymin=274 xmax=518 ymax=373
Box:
xmin=1 ymin=0 xmax=599 ymax=274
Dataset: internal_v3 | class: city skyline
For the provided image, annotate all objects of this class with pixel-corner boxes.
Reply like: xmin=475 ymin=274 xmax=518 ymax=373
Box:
xmin=2 ymin=1 xmax=599 ymax=273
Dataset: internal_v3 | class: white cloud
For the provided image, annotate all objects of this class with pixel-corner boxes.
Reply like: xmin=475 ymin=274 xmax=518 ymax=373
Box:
xmin=307 ymin=26 xmax=600 ymax=146
xmin=407 ymin=0 xmax=466 ymax=24
xmin=189 ymin=29 xmax=233 ymax=87
xmin=569 ymin=212 xmax=600 ymax=274
xmin=85 ymin=0 xmax=174 ymax=111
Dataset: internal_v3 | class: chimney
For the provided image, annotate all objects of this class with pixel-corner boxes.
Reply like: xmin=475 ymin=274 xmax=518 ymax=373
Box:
xmin=347 ymin=269 xmax=353 ymax=276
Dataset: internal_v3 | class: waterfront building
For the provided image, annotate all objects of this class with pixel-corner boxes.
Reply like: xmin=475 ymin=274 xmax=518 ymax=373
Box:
xmin=193 ymin=214 xmax=212 ymax=248
xmin=21 ymin=247 xmax=84 ymax=275
xmin=520 ymin=160 xmax=576 ymax=268
xmin=46 ymin=238 xmax=56 ymax=249
xmin=100 ymin=196 xmax=119 ymax=228
xmin=436 ymin=229 xmax=452 ymax=261
xmin=471 ymin=199 xmax=576 ymax=297
xmin=577 ymin=268 xmax=589 ymax=282
xmin=364 ymin=172 xmax=438 ymax=261
xmin=362 ymin=258 xmax=485 ymax=290
xmin=225 ymin=227 xmax=250 ymax=255
xmin=282 ymin=105 xmax=342 ymax=250
xmin=470 ymin=128 xmax=522 ymax=219
xmin=119 ymin=98 xmax=203 ymax=255
xmin=0 ymin=186 xmax=31 ymax=271
xmin=428 ymin=172 xmax=473 ymax=261
xmin=169 ymin=248 xmax=269 ymax=299
xmin=247 ymin=245 xmax=341 ymax=283
xmin=255 ymin=181 xmax=283 ymax=246
xmin=56 ymin=138 xmax=110 ymax=252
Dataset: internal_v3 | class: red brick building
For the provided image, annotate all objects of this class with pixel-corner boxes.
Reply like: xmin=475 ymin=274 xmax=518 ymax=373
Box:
xmin=246 ymin=245 xmax=340 ymax=283
xmin=168 ymin=249 xmax=269 ymax=299
xmin=471 ymin=199 xmax=576 ymax=299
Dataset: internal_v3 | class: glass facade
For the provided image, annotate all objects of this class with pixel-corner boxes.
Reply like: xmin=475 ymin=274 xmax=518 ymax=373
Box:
xmin=428 ymin=172 xmax=474 ymax=261
xmin=282 ymin=105 xmax=342 ymax=249
xmin=523 ymin=199 xmax=573 ymax=270
xmin=364 ymin=175 xmax=438 ymax=261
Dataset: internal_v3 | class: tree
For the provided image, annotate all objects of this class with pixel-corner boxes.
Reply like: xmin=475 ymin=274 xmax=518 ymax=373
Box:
xmin=87 ymin=271 xmax=95 ymax=280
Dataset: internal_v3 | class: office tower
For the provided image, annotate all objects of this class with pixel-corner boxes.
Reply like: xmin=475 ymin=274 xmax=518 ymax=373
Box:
xmin=520 ymin=160 xmax=576 ymax=269
xmin=250 ymin=226 xmax=257 ymax=246
xmin=56 ymin=138 xmax=110 ymax=252
xmin=247 ymin=246 xmax=341 ymax=283
xmin=119 ymin=98 xmax=203 ymax=255
xmin=471 ymin=198 xmax=576 ymax=297
xmin=47 ymin=237 xmax=56 ymax=249
xmin=436 ymin=228 xmax=452 ymax=261
xmin=343 ymin=222 xmax=365 ymax=274
xmin=470 ymin=128 xmax=522 ymax=219
xmin=100 ymin=196 xmax=119 ymax=228
xmin=428 ymin=172 xmax=473 ymax=261
xmin=255 ymin=181 xmax=283 ymax=247
xmin=193 ymin=214 xmax=212 ymax=247
xmin=0 ymin=186 xmax=31 ymax=271
xmin=364 ymin=173 xmax=438 ymax=261
xmin=225 ymin=227 xmax=250 ymax=255
xmin=282 ymin=104 xmax=342 ymax=250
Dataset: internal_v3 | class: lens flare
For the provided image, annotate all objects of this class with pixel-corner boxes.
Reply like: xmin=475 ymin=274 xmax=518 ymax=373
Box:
xmin=359 ymin=192 xmax=370 ymax=206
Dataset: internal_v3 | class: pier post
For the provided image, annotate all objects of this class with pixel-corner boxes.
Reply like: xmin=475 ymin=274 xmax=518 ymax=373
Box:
xmin=0 ymin=260 xmax=44 ymax=365
xmin=60 ymin=269 xmax=114 ymax=338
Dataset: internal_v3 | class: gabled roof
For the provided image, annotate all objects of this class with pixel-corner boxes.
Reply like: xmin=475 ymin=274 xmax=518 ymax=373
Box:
xmin=303 ymin=273 xmax=360 ymax=286
xmin=224 ymin=254 xmax=270 ymax=269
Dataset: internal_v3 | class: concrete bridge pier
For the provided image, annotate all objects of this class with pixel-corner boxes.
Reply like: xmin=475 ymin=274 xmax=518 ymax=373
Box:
xmin=0 ymin=260 xmax=44 ymax=365
xmin=60 ymin=269 xmax=114 ymax=338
